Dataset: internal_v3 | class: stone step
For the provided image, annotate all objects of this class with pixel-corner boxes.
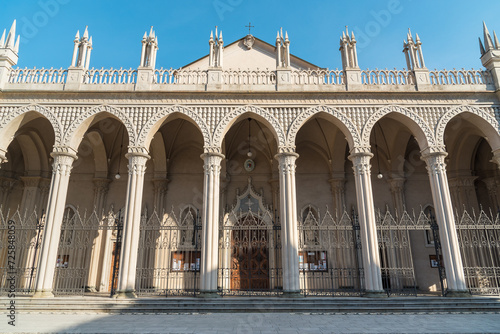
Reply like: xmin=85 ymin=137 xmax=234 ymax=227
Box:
xmin=3 ymin=296 xmax=500 ymax=313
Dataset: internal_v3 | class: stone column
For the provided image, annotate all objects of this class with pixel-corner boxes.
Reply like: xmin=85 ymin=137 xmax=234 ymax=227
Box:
xmin=86 ymin=178 xmax=111 ymax=292
xmin=348 ymin=149 xmax=385 ymax=296
xmin=34 ymin=151 xmax=76 ymax=298
xmin=422 ymin=149 xmax=468 ymax=295
xmin=199 ymin=152 xmax=224 ymax=296
xmin=275 ymin=152 xmax=300 ymax=295
xmin=388 ymin=177 xmax=406 ymax=216
xmin=329 ymin=177 xmax=346 ymax=215
xmin=114 ymin=151 xmax=150 ymax=298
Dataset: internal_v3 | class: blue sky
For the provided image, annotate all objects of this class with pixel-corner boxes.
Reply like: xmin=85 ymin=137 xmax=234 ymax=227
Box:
xmin=1 ymin=0 xmax=499 ymax=71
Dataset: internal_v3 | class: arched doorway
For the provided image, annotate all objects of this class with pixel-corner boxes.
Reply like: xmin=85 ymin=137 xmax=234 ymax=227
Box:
xmin=219 ymin=179 xmax=281 ymax=295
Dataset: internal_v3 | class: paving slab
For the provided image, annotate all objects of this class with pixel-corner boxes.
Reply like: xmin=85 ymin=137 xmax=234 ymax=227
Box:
xmin=1 ymin=312 xmax=500 ymax=333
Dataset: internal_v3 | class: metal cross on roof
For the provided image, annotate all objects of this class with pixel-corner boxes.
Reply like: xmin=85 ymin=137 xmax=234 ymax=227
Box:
xmin=245 ymin=22 xmax=255 ymax=35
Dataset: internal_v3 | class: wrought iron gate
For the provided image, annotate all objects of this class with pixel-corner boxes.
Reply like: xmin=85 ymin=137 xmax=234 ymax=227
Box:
xmin=0 ymin=209 xmax=43 ymax=295
xmin=135 ymin=207 xmax=201 ymax=296
xmin=53 ymin=208 xmax=121 ymax=296
xmin=456 ymin=209 xmax=500 ymax=295
xmin=376 ymin=210 xmax=419 ymax=296
xmin=298 ymin=207 xmax=364 ymax=296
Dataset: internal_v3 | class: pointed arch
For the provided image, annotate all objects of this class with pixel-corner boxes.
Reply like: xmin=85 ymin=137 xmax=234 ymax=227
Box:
xmin=287 ymin=105 xmax=360 ymax=150
xmin=64 ymin=105 xmax=136 ymax=152
xmin=436 ymin=105 xmax=500 ymax=151
xmin=212 ymin=105 xmax=286 ymax=150
xmin=138 ymin=105 xmax=211 ymax=150
xmin=0 ymin=104 xmax=62 ymax=152
xmin=361 ymin=105 xmax=435 ymax=150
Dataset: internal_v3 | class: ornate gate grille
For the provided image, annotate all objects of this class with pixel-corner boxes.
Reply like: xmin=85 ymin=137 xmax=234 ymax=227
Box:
xmin=219 ymin=180 xmax=282 ymax=296
xmin=298 ymin=207 xmax=364 ymax=296
xmin=0 ymin=209 xmax=43 ymax=295
xmin=53 ymin=208 xmax=120 ymax=296
xmin=456 ymin=209 xmax=500 ymax=295
xmin=376 ymin=210 xmax=424 ymax=296
xmin=136 ymin=207 xmax=201 ymax=296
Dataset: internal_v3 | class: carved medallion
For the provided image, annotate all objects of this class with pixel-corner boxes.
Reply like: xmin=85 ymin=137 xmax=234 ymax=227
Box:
xmin=243 ymin=34 xmax=255 ymax=50
xmin=244 ymin=159 xmax=255 ymax=172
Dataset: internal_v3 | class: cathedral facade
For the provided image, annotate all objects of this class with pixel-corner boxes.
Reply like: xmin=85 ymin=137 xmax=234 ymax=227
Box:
xmin=0 ymin=21 xmax=500 ymax=298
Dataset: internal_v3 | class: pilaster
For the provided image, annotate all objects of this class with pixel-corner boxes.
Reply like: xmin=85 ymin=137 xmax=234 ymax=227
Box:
xmin=86 ymin=178 xmax=111 ymax=292
xmin=65 ymin=67 xmax=86 ymax=90
xmin=135 ymin=67 xmax=155 ymax=91
xmin=421 ymin=149 xmax=468 ymax=295
xmin=348 ymin=148 xmax=385 ymax=295
xmin=152 ymin=178 xmax=169 ymax=213
xmin=344 ymin=68 xmax=362 ymax=91
xmin=20 ymin=176 xmax=42 ymax=215
xmin=413 ymin=68 xmax=431 ymax=91
xmin=329 ymin=177 xmax=346 ymax=214
xmin=199 ymin=152 xmax=224 ymax=296
xmin=275 ymin=152 xmax=300 ymax=294
xmin=114 ymin=150 xmax=150 ymax=298
xmin=0 ymin=176 xmax=16 ymax=209
xmin=448 ymin=174 xmax=479 ymax=213
xmin=483 ymin=177 xmax=500 ymax=211
xmin=276 ymin=68 xmax=291 ymax=91
xmin=388 ymin=176 xmax=406 ymax=215
xmin=34 ymin=150 xmax=77 ymax=298
xmin=206 ymin=68 xmax=223 ymax=90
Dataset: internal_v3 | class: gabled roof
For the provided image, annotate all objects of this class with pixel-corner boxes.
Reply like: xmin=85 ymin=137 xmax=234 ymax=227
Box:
xmin=182 ymin=34 xmax=323 ymax=70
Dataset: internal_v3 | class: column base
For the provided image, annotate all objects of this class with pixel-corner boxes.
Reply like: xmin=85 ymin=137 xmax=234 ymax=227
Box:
xmin=197 ymin=291 xmax=221 ymax=298
xmin=85 ymin=286 xmax=97 ymax=293
xmin=33 ymin=290 xmax=55 ymax=298
xmin=113 ymin=290 xmax=137 ymax=299
xmin=281 ymin=291 xmax=304 ymax=298
xmin=363 ymin=290 xmax=388 ymax=298
xmin=445 ymin=290 xmax=471 ymax=297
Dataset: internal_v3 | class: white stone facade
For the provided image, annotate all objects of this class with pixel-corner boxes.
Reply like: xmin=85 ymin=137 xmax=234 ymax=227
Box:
xmin=1 ymin=22 xmax=500 ymax=298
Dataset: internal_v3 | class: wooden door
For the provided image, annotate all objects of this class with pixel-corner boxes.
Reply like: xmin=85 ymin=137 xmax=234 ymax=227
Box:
xmin=231 ymin=229 xmax=269 ymax=290
xmin=109 ymin=242 xmax=120 ymax=292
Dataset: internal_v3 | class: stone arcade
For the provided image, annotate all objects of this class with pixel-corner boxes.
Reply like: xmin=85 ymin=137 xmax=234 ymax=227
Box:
xmin=0 ymin=21 xmax=500 ymax=299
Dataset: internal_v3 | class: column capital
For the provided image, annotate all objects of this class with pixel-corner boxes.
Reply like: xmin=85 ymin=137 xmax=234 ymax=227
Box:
xmin=93 ymin=177 xmax=111 ymax=191
xmin=20 ymin=176 xmax=42 ymax=188
xmin=275 ymin=152 xmax=299 ymax=174
xmin=50 ymin=150 xmax=77 ymax=177
xmin=125 ymin=152 xmax=150 ymax=176
xmin=421 ymin=150 xmax=448 ymax=175
xmin=490 ymin=148 xmax=500 ymax=169
xmin=348 ymin=151 xmax=373 ymax=177
xmin=420 ymin=146 xmax=447 ymax=159
xmin=388 ymin=176 xmax=406 ymax=192
xmin=200 ymin=152 xmax=225 ymax=166
xmin=483 ymin=177 xmax=498 ymax=193
xmin=0 ymin=148 xmax=7 ymax=165
xmin=328 ymin=177 xmax=346 ymax=189
xmin=51 ymin=146 xmax=78 ymax=160
xmin=274 ymin=152 xmax=299 ymax=162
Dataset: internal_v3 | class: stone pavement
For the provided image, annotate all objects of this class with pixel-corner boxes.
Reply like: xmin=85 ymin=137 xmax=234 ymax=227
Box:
xmin=1 ymin=312 xmax=499 ymax=334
